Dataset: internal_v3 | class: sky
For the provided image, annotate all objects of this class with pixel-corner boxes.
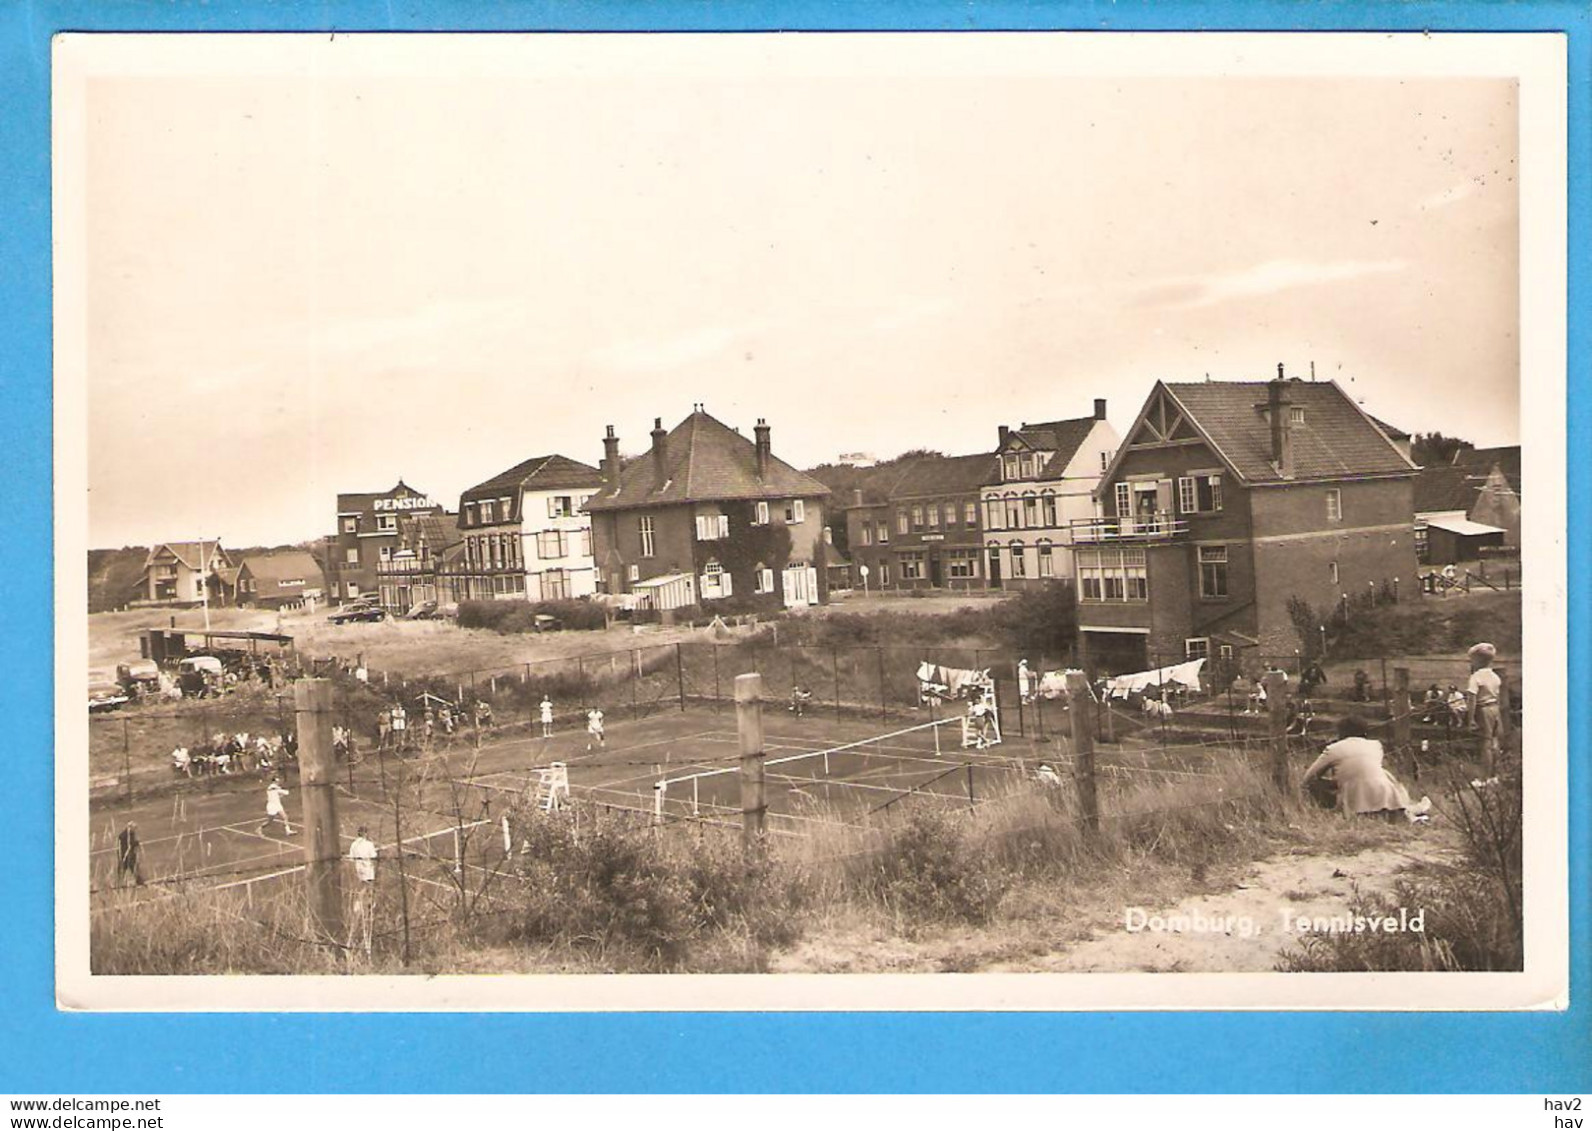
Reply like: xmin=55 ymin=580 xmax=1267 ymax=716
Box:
xmin=74 ymin=38 xmax=1521 ymax=549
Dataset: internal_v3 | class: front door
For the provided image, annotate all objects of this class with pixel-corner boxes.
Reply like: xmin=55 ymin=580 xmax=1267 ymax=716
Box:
xmin=929 ymin=553 xmax=943 ymax=588
xmin=987 ymin=548 xmax=1002 ymax=589
xmin=782 ymin=565 xmax=813 ymax=607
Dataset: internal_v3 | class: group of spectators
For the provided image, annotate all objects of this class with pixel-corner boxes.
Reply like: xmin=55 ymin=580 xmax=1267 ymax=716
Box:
xmin=170 ymin=730 xmax=297 ymax=778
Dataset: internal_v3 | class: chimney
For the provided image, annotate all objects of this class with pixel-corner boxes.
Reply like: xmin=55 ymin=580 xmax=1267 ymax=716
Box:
xmin=1268 ymin=372 xmax=1294 ymax=477
xmin=650 ymin=417 xmax=668 ymax=489
xmin=851 ymin=487 xmax=865 ymax=508
xmin=998 ymin=424 xmax=1011 ymax=447
xmin=602 ymin=425 xmax=620 ymax=486
xmin=1094 ymin=398 xmax=1107 ymax=421
xmin=754 ymin=418 xmax=771 ymax=479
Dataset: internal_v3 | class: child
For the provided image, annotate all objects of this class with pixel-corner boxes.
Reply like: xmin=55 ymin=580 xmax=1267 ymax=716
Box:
xmin=540 ymin=696 xmax=554 ymax=738
xmin=586 ymin=708 xmax=606 ymax=751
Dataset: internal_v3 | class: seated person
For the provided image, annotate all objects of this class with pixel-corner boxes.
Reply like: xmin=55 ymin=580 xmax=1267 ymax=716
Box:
xmin=789 ymin=685 xmax=814 ymax=716
xmin=1302 ymin=717 xmax=1426 ymax=821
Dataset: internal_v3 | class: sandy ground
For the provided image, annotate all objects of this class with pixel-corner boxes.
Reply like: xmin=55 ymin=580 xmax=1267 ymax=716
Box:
xmin=770 ymin=835 xmax=1458 ymax=974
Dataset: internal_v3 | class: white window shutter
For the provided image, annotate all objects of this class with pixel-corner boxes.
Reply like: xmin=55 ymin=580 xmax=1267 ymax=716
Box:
xmin=718 ymin=514 xmax=729 ymax=539
xmin=794 ymin=500 xmax=805 ymax=523
xmin=695 ymin=515 xmax=706 ymax=541
xmin=722 ymin=571 xmax=733 ymax=597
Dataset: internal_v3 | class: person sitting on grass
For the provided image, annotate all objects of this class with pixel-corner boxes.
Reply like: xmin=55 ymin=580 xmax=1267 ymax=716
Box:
xmin=1301 ymin=716 xmax=1429 ymax=822
xmin=789 ymin=685 xmax=813 ymax=717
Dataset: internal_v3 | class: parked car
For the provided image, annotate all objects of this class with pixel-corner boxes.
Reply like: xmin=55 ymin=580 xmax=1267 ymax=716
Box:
xmin=328 ymin=600 xmax=386 ymax=625
xmin=88 ymin=679 xmax=130 ymax=713
xmin=116 ymin=659 xmax=162 ymax=699
xmin=401 ymin=600 xmax=439 ymax=620
xmin=177 ymin=655 xmax=225 ymax=698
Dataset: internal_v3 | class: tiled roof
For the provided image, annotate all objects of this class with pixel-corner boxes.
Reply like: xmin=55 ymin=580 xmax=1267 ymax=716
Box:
xmin=461 ymin=455 xmax=604 ymax=503
xmin=998 ymin=415 xmax=1102 ymax=482
xmin=886 ymin=453 xmax=999 ymax=499
xmin=1453 ymin=445 xmax=1521 ymax=494
xmin=147 ymin=540 xmax=228 ymax=571
xmin=238 ymin=550 xmax=321 ymax=585
xmin=336 ymin=481 xmax=433 ymax=515
xmin=1160 ymin=380 xmax=1417 ymax=484
xmin=586 ymin=411 xmax=831 ymax=511
xmin=403 ymin=511 xmax=461 ymax=552
xmin=1366 ymin=413 xmax=1410 ymax=441
xmin=1413 ymin=466 xmax=1477 ymax=514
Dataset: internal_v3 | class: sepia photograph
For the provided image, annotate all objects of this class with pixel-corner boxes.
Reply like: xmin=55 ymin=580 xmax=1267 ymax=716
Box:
xmin=52 ymin=31 xmax=1567 ymax=1010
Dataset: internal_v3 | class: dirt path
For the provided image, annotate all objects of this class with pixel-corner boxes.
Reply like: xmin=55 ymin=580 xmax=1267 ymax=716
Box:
xmin=1003 ymin=838 xmax=1458 ymax=973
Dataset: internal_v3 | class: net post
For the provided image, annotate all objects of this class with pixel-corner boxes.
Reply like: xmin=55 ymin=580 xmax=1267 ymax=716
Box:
xmin=294 ymin=677 xmax=345 ymax=949
xmin=1065 ymin=672 xmax=1099 ymax=834
xmin=1264 ymin=669 xmax=1291 ymax=793
xmin=735 ymin=673 xmax=767 ymax=851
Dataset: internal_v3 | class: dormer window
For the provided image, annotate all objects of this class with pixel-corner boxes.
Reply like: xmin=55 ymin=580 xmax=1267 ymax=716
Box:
xmin=1289 ymin=406 xmax=1306 ymax=426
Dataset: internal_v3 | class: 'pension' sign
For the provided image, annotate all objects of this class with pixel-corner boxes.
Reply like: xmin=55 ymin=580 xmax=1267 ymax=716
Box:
xmin=375 ymin=496 xmax=436 ymax=512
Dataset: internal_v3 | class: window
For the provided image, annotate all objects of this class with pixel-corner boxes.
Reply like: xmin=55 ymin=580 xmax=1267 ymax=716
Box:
xmin=985 ymin=500 xmax=1004 ymax=531
xmin=464 ymin=504 xmax=477 ymax=527
xmin=1004 ymin=455 xmax=1020 ymax=480
xmin=538 ymin=530 xmax=568 ymax=560
xmin=695 ymin=513 xmax=729 ymax=541
xmin=1178 ymin=476 xmax=1197 ymax=515
xmin=926 ymin=504 xmax=940 ymax=529
xmin=1078 ymin=550 xmax=1102 ymax=601
xmin=897 ymin=511 xmax=910 ymax=534
xmin=628 ymin=564 xmax=640 ymax=583
xmin=1329 ymin=560 xmax=1339 ymax=584
xmin=755 ymin=501 xmax=770 ymax=525
xmin=877 ymin=520 xmax=889 ymax=544
xmin=1114 ymin=482 xmax=1131 ymax=519
xmin=1326 ymin=489 xmax=1343 ymax=522
xmin=1206 ymin=475 xmax=1223 ymax=511
xmin=1219 ymin=644 xmax=1235 ymax=662
xmin=500 ymin=496 xmax=513 ymax=520
xmin=878 ymin=562 xmax=891 ymax=586
xmin=900 ymin=553 xmax=925 ymax=580
xmin=1022 ymin=495 xmax=1039 ymax=528
xmin=1037 ymin=542 xmax=1054 ymax=578
xmin=1124 ymin=548 xmax=1147 ymax=600
xmin=1199 ymin=545 xmax=1229 ymax=598
xmin=1009 ymin=541 xmax=1027 ymax=579
xmin=1414 ymin=522 xmax=1430 ymax=562
xmin=860 ymin=525 xmax=872 ymax=547
xmin=1019 ymin=455 xmax=1034 ymax=478
xmin=480 ymin=500 xmax=495 ymax=523
xmin=544 ymin=569 xmax=570 ymax=601
xmin=754 ymin=566 xmax=775 ymax=594
xmin=965 ymin=501 xmax=977 ymax=525
xmin=701 ymin=561 xmax=732 ymax=600
xmin=1290 ymin=406 xmax=1306 ymax=426
xmin=639 ymin=515 xmax=655 ymax=558
xmin=1185 ymin=638 xmax=1210 ymax=661
xmin=1041 ymin=494 xmax=1057 ymax=527
xmin=1078 ymin=548 xmax=1148 ymax=602
xmin=377 ymin=514 xmax=397 ymax=533
xmin=1006 ymin=499 xmax=1023 ymax=529
xmin=788 ymin=499 xmax=805 ymax=524
xmin=1177 ymin=474 xmax=1224 ymax=514
xmin=549 ymin=496 xmax=573 ymax=519
xmin=910 ymin=506 xmax=923 ymax=530
xmin=341 ymin=516 xmax=359 ymax=534
xmin=580 ymin=529 xmax=592 ymax=558
xmin=345 ymin=548 xmax=359 ymax=565
xmin=1100 ymin=450 xmax=1113 ymax=472
xmin=947 ymin=552 xmax=976 ymax=579
xmin=379 ymin=545 xmax=392 ymax=562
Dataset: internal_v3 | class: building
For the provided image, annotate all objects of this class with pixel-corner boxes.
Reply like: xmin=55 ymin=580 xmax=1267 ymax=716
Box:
xmin=1075 ymin=370 xmax=1419 ymax=672
xmin=328 ymin=481 xmax=442 ymax=605
xmin=585 ymin=408 xmax=832 ymax=611
xmin=1451 ymin=445 xmax=1522 ymax=547
xmin=232 ymin=550 xmax=325 ymax=609
xmin=136 ymin=541 xmax=233 ymax=604
xmin=845 ymin=454 xmax=995 ymax=591
xmin=449 ymin=455 xmax=605 ymax=603
xmin=1413 ymin=465 xmax=1511 ymax=564
xmin=980 ymin=400 xmax=1121 ymax=588
xmin=378 ymin=511 xmax=461 ymax=612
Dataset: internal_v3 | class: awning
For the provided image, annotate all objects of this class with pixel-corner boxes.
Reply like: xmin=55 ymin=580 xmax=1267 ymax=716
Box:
xmin=1424 ymin=515 xmax=1506 ymax=537
xmin=632 ymin=571 xmax=692 ymax=591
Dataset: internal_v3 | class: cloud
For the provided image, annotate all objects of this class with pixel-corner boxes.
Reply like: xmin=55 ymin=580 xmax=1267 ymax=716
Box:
xmin=1132 ymin=258 xmax=1407 ymax=310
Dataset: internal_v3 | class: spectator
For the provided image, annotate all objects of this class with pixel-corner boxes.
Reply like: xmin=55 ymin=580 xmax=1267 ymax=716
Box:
xmin=1300 ymin=660 xmax=1328 ymax=698
xmin=1352 ymin=668 xmax=1372 ymax=702
xmin=540 ymin=696 xmax=554 ymax=738
xmin=116 ymin=822 xmax=144 ymax=887
xmin=1301 ymin=717 xmax=1427 ymax=821
xmin=1466 ymin=642 xmax=1505 ymax=768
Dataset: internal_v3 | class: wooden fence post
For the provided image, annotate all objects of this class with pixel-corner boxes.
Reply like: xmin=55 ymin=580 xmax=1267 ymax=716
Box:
xmin=1392 ymin=666 xmax=1412 ymax=754
xmin=675 ymin=643 xmax=686 ymax=711
xmin=1263 ymin=670 xmax=1291 ymax=794
xmin=735 ymin=673 xmax=767 ymax=851
xmin=294 ymin=678 xmax=345 ymax=949
xmin=1065 ymin=672 xmax=1099 ymax=834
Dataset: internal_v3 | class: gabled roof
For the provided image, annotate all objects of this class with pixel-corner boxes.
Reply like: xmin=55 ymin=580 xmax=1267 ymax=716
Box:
xmin=146 ymin=541 xmax=229 ymax=571
xmin=1453 ymin=445 xmax=1521 ymax=494
xmin=1158 ymin=379 xmax=1417 ymax=484
xmin=1000 ymin=416 xmax=1101 ymax=482
xmin=1366 ymin=413 xmax=1410 ymax=442
xmin=237 ymin=550 xmax=322 ymax=586
xmin=461 ymin=454 xmax=604 ymax=503
xmin=402 ymin=511 xmax=461 ymax=553
xmin=586 ymin=410 xmax=831 ymax=511
xmin=336 ymin=481 xmax=435 ymax=515
xmin=885 ymin=453 xmax=999 ymax=499
xmin=1413 ymin=466 xmax=1478 ymax=514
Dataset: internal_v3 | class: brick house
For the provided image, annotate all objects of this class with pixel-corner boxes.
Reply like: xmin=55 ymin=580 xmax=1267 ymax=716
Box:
xmin=585 ymin=409 xmax=832 ymax=611
xmin=1075 ymin=370 xmax=1419 ymax=673
xmin=451 ymin=455 xmax=605 ymax=603
xmin=980 ymin=400 xmax=1120 ymax=588
xmin=845 ymin=454 xmax=995 ymax=591
xmin=232 ymin=550 xmax=324 ymax=609
xmin=379 ymin=511 xmax=460 ymax=612
xmin=328 ymin=481 xmax=441 ymax=605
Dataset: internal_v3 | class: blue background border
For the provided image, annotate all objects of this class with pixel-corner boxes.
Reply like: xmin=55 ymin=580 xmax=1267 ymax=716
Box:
xmin=2 ymin=1 xmax=1585 ymax=1094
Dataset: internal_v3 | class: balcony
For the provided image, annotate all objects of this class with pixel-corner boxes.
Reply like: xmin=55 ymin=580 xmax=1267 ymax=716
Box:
xmin=1070 ymin=512 xmax=1188 ymax=543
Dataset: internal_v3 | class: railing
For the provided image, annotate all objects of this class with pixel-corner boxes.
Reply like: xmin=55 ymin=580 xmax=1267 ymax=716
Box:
xmin=1070 ymin=512 xmax=1189 ymax=543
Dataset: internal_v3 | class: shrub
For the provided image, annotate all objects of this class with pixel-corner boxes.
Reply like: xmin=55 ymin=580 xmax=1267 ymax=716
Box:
xmin=853 ymin=810 xmax=1009 ymax=926
xmin=457 ymin=598 xmax=608 ymax=634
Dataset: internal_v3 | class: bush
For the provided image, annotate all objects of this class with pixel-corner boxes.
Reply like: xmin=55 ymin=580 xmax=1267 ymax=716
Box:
xmin=457 ymin=598 xmax=608 ymax=634
xmin=853 ymin=810 xmax=1009 ymax=926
